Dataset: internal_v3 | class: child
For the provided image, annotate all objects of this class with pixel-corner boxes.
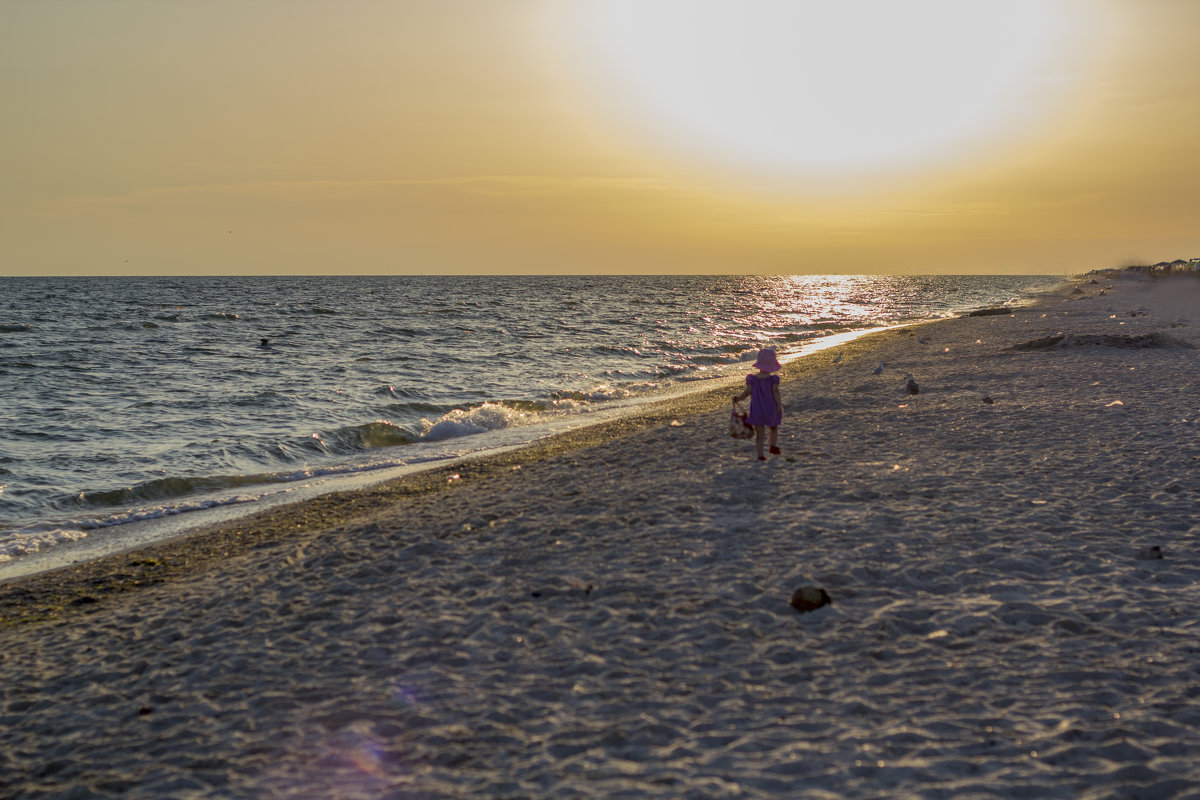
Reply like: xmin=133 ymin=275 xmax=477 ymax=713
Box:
xmin=732 ymin=347 xmax=783 ymax=460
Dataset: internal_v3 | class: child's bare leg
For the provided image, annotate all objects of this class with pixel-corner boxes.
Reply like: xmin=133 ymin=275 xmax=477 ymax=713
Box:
xmin=754 ymin=426 xmax=766 ymax=459
xmin=768 ymin=426 xmax=780 ymax=454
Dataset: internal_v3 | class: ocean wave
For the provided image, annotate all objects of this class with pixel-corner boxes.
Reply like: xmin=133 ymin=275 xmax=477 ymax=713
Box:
xmin=66 ymin=443 xmax=421 ymax=515
xmin=0 ymin=493 xmax=266 ymax=562
xmin=419 ymin=401 xmax=545 ymax=441
xmin=0 ymin=526 xmax=90 ymax=563
xmin=0 ymin=323 xmax=33 ymax=333
xmin=270 ymin=305 xmax=337 ymax=316
xmin=229 ymin=390 xmax=286 ymax=408
xmin=552 ymin=383 xmax=652 ymax=403
xmin=316 ymin=420 xmax=416 ymax=452
xmin=688 ymin=350 xmax=755 ymax=365
xmin=77 ymin=473 xmax=286 ymax=508
xmin=591 ymin=343 xmax=657 ymax=358
xmin=383 ymin=400 xmax=454 ymax=414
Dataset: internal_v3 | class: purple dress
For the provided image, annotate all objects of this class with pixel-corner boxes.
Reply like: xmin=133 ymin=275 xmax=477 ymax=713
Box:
xmin=745 ymin=373 xmax=781 ymax=426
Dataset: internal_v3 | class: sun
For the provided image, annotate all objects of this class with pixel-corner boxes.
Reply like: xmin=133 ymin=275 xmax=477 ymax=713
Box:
xmin=553 ymin=0 xmax=1089 ymax=186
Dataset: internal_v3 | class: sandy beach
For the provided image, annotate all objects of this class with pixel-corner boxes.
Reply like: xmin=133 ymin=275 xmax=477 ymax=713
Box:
xmin=3 ymin=274 xmax=1200 ymax=799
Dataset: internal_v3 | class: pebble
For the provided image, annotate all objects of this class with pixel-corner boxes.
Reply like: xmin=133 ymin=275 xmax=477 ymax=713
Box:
xmin=790 ymin=586 xmax=832 ymax=613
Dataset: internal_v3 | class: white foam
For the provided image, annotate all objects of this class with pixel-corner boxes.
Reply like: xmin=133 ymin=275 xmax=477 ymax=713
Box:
xmin=0 ymin=494 xmax=269 ymax=562
xmin=419 ymin=402 xmax=539 ymax=441
xmin=0 ymin=527 xmax=90 ymax=563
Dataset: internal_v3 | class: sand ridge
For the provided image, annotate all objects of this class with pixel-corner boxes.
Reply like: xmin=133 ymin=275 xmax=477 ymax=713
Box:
xmin=3 ymin=275 xmax=1200 ymax=798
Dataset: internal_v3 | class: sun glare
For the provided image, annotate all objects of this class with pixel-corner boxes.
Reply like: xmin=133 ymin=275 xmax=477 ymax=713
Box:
xmin=556 ymin=0 xmax=1089 ymax=187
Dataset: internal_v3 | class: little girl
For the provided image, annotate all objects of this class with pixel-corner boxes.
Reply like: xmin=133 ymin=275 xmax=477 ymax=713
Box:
xmin=732 ymin=347 xmax=783 ymax=460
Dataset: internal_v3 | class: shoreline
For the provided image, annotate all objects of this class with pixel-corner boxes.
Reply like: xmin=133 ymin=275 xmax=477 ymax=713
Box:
xmin=3 ymin=274 xmax=1060 ymax=576
xmin=5 ymin=272 xmax=1200 ymax=798
xmin=0 ymin=319 xmax=915 ymax=585
xmin=0 ymin=314 xmax=910 ymax=623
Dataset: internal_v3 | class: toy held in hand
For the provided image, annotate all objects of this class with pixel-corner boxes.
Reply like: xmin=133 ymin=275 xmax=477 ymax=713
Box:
xmin=729 ymin=402 xmax=755 ymax=439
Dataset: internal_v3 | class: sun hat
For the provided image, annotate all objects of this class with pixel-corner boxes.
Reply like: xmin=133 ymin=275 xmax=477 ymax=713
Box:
xmin=752 ymin=347 xmax=781 ymax=373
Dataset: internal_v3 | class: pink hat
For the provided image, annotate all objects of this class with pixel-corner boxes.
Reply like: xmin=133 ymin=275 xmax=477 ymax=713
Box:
xmin=752 ymin=347 xmax=781 ymax=373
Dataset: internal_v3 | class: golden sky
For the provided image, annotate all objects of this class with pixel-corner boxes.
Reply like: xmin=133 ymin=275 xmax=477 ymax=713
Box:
xmin=2 ymin=0 xmax=1198 ymax=276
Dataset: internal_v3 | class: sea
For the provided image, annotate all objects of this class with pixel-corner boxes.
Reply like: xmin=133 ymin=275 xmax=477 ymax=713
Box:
xmin=0 ymin=274 xmax=1061 ymax=576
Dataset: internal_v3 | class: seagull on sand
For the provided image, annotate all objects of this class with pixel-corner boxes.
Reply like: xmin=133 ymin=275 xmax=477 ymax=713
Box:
xmin=832 ymin=352 xmax=843 ymax=365
xmin=905 ymin=374 xmax=920 ymax=395
xmin=872 ymin=361 xmax=884 ymax=376
xmin=917 ymin=335 xmax=929 ymax=345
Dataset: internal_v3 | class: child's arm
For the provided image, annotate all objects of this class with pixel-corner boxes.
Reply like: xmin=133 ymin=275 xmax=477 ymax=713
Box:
xmin=772 ymin=382 xmax=782 ymax=413
xmin=732 ymin=386 xmax=750 ymax=403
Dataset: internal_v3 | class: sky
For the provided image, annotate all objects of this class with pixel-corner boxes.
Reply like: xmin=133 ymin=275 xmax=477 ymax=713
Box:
xmin=2 ymin=0 xmax=1198 ymax=276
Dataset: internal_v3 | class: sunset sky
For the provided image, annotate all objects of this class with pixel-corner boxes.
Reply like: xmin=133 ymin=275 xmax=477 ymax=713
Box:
xmin=3 ymin=0 xmax=1198 ymax=276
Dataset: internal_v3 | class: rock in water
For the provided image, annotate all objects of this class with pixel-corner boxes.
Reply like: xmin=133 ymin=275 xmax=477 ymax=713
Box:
xmin=1136 ymin=545 xmax=1164 ymax=560
xmin=790 ymin=586 xmax=832 ymax=613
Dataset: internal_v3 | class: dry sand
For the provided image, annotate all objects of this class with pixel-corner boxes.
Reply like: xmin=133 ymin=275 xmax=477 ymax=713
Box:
xmin=3 ymin=274 xmax=1200 ymax=799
